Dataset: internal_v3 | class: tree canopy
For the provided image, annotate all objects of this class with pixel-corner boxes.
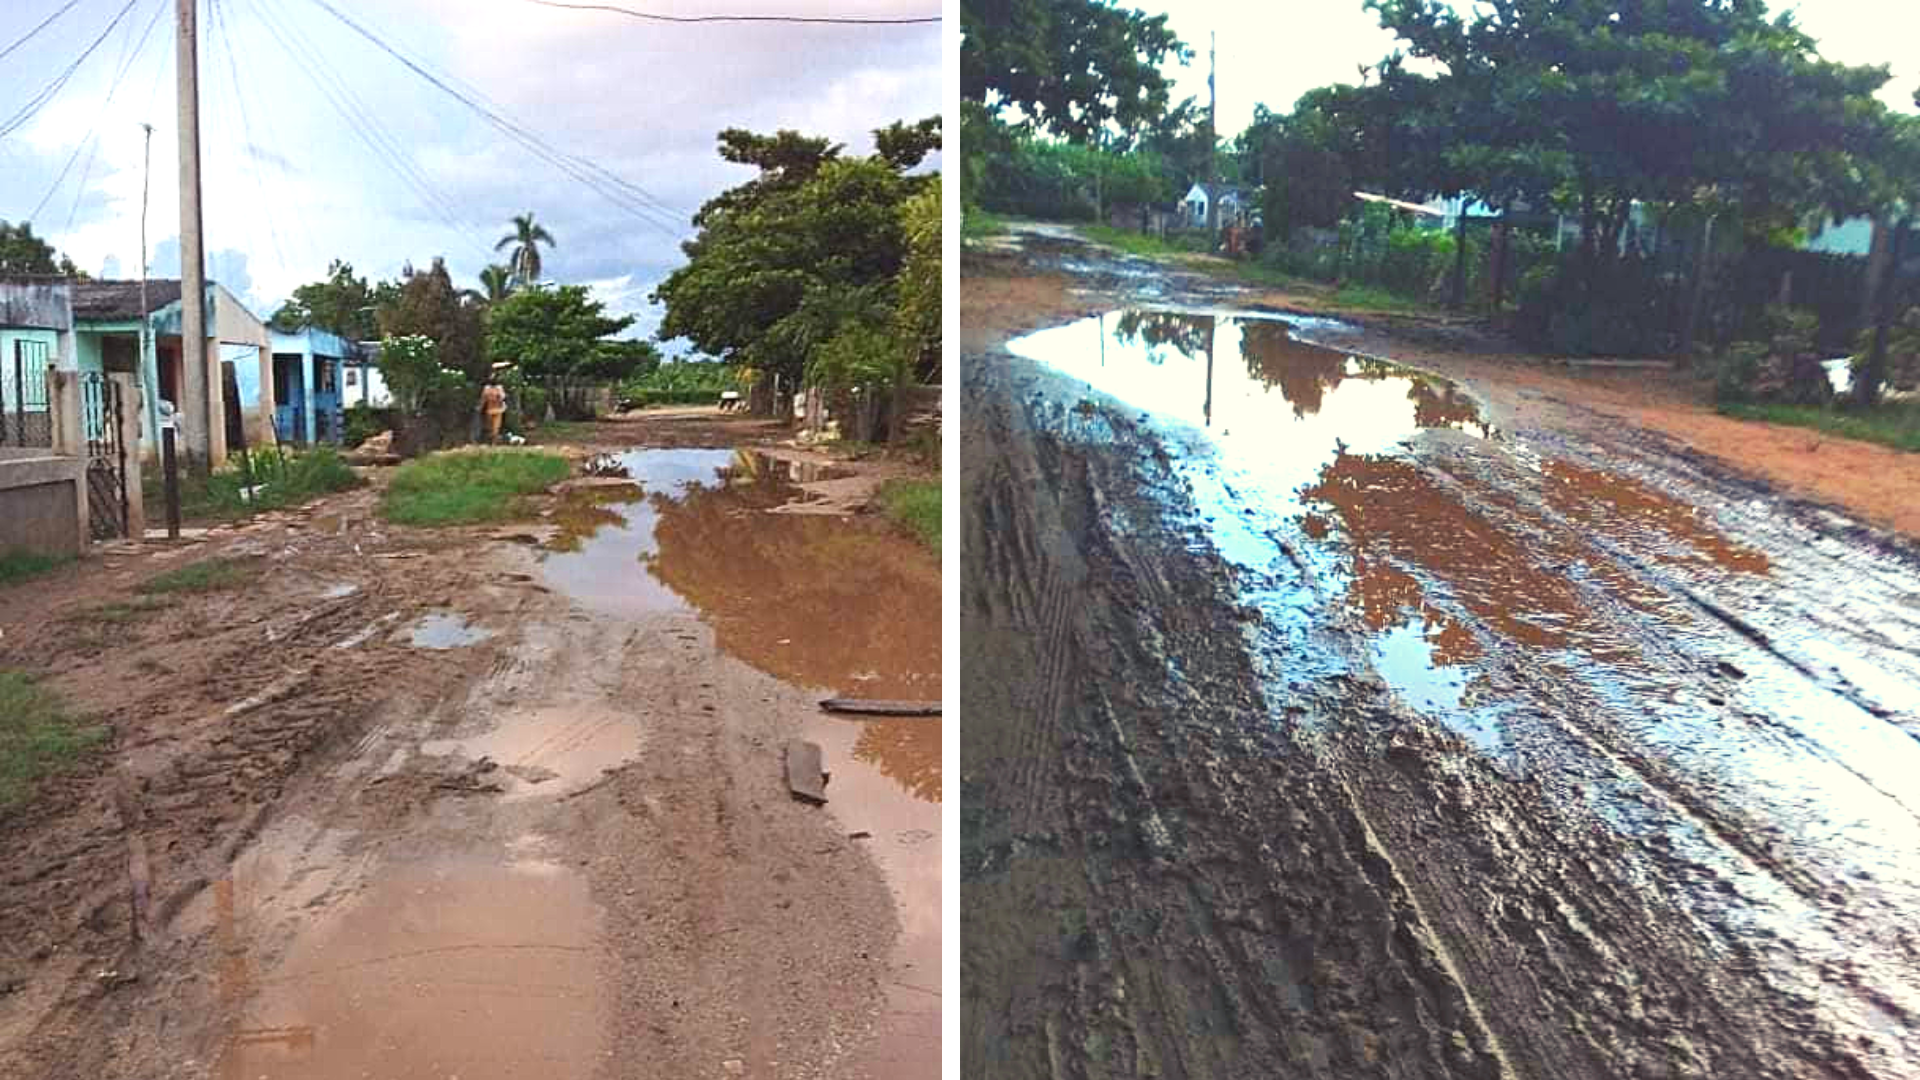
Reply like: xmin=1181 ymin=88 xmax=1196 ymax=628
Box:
xmin=377 ymin=258 xmax=486 ymax=383
xmin=270 ymin=260 xmax=381 ymax=340
xmin=653 ymin=118 xmax=939 ymax=399
xmin=961 ymin=0 xmax=1187 ymax=143
xmin=0 ymin=221 xmax=59 ymax=275
xmin=484 ymin=285 xmax=649 ymax=381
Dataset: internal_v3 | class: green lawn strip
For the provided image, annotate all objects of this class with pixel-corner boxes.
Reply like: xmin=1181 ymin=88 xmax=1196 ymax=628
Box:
xmin=381 ymin=448 xmax=573 ymax=526
xmin=879 ymin=478 xmax=941 ymax=553
xmin=0 ymin=550 xmax=74 ymax=589
xmin=1718 ymin=400 xmax=1920 ymax=454
xmin=0 ymin=671 xmax=108 ymax=813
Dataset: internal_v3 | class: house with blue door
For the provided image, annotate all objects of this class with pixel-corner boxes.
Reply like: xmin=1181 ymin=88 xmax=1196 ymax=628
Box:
xmin=270 ymin=328 xmax=356 ymax=444
xmin=0 ymin=278 xmax=73 ymax=446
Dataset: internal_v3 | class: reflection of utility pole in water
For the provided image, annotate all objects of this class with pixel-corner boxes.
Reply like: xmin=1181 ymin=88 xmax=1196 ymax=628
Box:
xmin=1098 ymin=312 xmax=1105 ymax=368
xmin=1202 ymin=318 xmax=1216 ymax=427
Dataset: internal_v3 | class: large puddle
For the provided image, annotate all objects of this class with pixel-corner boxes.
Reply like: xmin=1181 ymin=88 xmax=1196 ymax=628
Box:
xmin=212 ymin=838 xmax=602 ymax=1080
xmin=1012 ymin=309 xmax=1920 ymax=1064
xmin=540 ymin=447 xmax=943 ymax=1073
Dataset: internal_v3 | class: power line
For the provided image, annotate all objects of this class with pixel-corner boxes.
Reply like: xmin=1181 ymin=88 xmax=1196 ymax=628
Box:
xmin=299 ymin=0 xmax=693 ymax=237
xmin=0 ymin=0 xmax=145 ymax=140
xmin=207 ymin=0 xmax=291 ymax=273
xmin=52 ymin=0 xmax=170 ymax=232
xmin=0 ymin=0 xmax=84 ymax=65
xmin=518 ymin=0 xmax=938 ymax=25
xmin=250 ymin=0 xmax=496 ymax=263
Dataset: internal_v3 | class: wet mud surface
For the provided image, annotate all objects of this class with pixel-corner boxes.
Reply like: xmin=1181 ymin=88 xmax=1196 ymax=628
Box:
xmin=1 ymin=419 xmax=939 ymax=1080
xmin=962 ymin=226 xmax=1920 ymax=1078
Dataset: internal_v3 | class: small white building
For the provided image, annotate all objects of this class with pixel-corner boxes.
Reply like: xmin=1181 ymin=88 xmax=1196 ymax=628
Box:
xmin=1182 ymin=183 xmax=1252 ymax=229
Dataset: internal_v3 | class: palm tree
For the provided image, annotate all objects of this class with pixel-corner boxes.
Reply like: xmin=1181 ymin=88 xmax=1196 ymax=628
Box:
xmin=479 ymin=263 xmax=515 ymax=302
xmin=496 ymin=213 xmax=555 ymax=286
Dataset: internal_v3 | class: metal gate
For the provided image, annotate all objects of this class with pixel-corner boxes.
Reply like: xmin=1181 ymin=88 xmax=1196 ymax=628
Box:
xmin=81 ymin=373 xmax=129 ymax=540
xmin=0 ymin=339 xmax=52 ymax=447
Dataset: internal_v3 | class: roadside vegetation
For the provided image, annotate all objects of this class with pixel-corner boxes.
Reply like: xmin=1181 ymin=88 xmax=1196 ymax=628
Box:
xmin=879 ymin=479 xmax=942 ymax=552
xmin=0 ymin=551 xmax=73 ymax=589
xmin=381 ymin=449 xmax=571 ymax=526
xmin=0 ymin=671 xmax=106 ymax=813
xmin=1719 ymin=401 xmax=1920 ymax=454
xmin=963 ymin=0 xmax=1920 ymax=414
xmin=143 ymin=445 xmax=360 ymax=523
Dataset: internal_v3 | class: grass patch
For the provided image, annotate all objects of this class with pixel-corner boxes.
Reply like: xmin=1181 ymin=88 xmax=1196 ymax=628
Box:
xmin=879 ymin=479 xmax=941 ymax=553
xmin=963 ymin=208 xmax=1010 ymax=239
xmin=142 ymin=445 xmax=362 ymax=524
xmin=0 ymin=671 xmax=107 ymax=812
xmin=76 ymin=597 xmax=167 ymax=624
xmin=1078 ymin=224 xmax=1211 ymax=258
xmin=137 ymin=556 xmax=256 ymax=595
xmin=1718 ymin=399 xmax=1920 ymax=453
xmin=381 ymin=448 xmax=572 ymax=526
xmin=0 ymin=550 xmax=73 ymax=589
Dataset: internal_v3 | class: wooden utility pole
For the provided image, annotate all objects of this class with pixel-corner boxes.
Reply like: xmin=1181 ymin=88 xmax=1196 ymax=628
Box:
xmin=175 ymin=0 xmax=210 ymax=465
xmin=1205 ymin=31 xmax=1219 ymax=236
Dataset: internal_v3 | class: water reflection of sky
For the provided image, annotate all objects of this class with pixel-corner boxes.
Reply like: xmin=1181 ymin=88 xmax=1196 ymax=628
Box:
xmin=1007 ymin=311 xmax=1920 ymax=1065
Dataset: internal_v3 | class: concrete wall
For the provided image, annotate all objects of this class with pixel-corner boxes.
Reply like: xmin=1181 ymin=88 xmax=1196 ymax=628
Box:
xmin=0 ymin=450 xmax=86 ymax=556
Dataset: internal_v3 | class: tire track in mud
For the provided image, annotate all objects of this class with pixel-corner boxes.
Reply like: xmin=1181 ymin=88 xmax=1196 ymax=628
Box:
xmin=961 ymin=238 xmax=1911 ymax=1078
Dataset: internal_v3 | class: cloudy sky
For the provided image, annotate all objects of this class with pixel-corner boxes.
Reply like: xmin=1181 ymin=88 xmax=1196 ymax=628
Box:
xmin=1153 ymin=0 xmax=1920 ymax=137
xmin=0 ymin=0 xmax=940 ymax=343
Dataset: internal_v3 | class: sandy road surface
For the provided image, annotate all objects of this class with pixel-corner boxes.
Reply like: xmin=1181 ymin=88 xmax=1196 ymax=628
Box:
xmin=1 ymin=410 xmax=941 ymax=1080
xmin=961 ymin=226 xmax=1920 ymax=1079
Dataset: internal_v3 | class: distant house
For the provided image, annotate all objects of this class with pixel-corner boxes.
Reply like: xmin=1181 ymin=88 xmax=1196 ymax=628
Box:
xmin=0 ymin=278 xmax=73 ymax=445
xmin=1804 ymin=217 xmax=1875 ymax=257
xmin=71 ymin=279 xmax=275 ymax=460
xmin=349 ymin=341 xmax=394 ymax=409
xmin=1182 ymin=183 xmax=1253 ymax=229
xmin=270 ymin=328 xmax=358 ymax=444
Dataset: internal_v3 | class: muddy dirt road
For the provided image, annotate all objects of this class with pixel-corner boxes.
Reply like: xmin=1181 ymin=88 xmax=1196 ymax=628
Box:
xmin=961 ymin=225 xmax=1920 ymax=1079
xmin=1 ymin=410 xmax=940 ymax=1080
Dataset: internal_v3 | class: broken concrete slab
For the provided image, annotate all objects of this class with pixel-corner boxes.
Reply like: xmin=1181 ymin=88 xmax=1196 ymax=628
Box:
xmin=784 ymin=740 xmax=827 ymax=805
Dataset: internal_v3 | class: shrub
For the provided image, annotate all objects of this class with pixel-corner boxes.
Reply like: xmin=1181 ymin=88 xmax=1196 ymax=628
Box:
xmin=1716 ymin=306 xmax=1830 ymax=405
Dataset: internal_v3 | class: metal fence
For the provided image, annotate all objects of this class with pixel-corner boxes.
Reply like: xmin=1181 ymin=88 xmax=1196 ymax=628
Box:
xmin=0 ymin=339 xmax=52 ymax=447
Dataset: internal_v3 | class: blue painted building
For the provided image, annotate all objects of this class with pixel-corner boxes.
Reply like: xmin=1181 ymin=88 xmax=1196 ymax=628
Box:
xmin=270 ymin=328 xmax=356 ymax=444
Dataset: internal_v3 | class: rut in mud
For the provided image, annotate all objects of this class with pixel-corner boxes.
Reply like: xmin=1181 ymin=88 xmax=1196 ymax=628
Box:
xmin=1 ymin=422 xmax=941 ymax=1080
xmin=961 ymin=229 xmax=1920 ymax=1079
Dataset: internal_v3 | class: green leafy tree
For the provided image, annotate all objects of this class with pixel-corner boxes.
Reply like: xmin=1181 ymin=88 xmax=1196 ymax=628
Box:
xmin=377 ymin=257 xmax=486 ymax=383
xmin=654 ymin=119 xmax=937 ymax=413
xmin=270 ymin=260 xmax=381 ymax=339
xmin=484 ymin=284 xmax=640 ymax=380
xmin=376 ymin=334 xmax=460 ymax=413
xmin=961 ymin=0 xmax=1187 ymax=143
xmin=0 ymin=221 xmax=58 ymax=275
xmin=496 ymin=213 xmax=555 ymax=286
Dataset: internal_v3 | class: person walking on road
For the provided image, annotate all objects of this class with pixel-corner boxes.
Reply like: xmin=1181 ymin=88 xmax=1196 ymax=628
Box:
xmin=481 ymin=379 xmax=508 ymax=444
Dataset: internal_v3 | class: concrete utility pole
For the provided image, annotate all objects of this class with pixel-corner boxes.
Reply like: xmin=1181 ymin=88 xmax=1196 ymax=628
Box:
xmin=175 ymin=0 xmax=211 ymax=465
xmin=139 ymin=123 xmax=153 ymax=396
xmin=1206 ymin=31 xmax=1218 ymax=235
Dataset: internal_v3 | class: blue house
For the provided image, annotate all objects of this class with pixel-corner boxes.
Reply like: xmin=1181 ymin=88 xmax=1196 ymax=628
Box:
xmin=270 ymin=328 xmax=356 ymax=444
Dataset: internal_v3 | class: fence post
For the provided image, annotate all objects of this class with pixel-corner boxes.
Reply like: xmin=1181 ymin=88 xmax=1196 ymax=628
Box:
xmin=112 ymin=374 xmax=147 ymax=540
xmin=48 ymin=370 xmax=85 ymax=457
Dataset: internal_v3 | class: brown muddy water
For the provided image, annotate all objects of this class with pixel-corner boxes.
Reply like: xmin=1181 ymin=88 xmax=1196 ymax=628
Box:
xmin=211 ymin=840 xmax=603 ymax=1080
xmin=542 ymin=447 xmax=943 ymax=1071
xmin=1010 ymin=308 xmax=1920 ymax=1068
xmin=203 ymin=448 xmax=939 ymax=1079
